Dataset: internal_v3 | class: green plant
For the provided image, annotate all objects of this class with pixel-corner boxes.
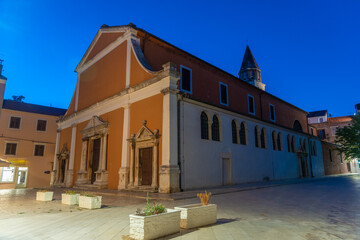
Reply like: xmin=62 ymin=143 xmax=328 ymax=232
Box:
xmin=65 ymin=190 xmax=78 ymax=195
xmin=197 ymin=190 xmax=212 ymax=205
xmin=80 ymin=192 xmax=96 ymax=197
xmin=136 ymin=192 xmax=166 ymax=216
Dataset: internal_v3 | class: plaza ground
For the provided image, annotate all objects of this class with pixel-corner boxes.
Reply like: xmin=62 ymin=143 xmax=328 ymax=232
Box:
xmin=0 ymin=175 xmax=359 ymax=240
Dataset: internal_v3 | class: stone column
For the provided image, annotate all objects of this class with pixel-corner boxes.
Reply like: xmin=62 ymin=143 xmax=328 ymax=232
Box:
xmin=50 ymin=130 xmax=60 ymax=186
xmin=159 ymin=74 xmax=180 ymax=193
xmin=128 ymin=135 xmax=136 ymax=186
xmin=75 ymin=138 xmax=88 ymax=185
xmin=118 ymin=105 xmax=131 ymax=190
xmin=65 ymin=125 xmax=77 ymax=187
xmin=151 ymin=131 xmax=159 ymax=189
xmin=94 ymin=133 xmax=108 ymax=188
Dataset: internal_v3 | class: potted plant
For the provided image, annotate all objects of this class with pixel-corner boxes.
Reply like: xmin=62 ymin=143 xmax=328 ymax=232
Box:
xmin=129 ymin=193 xmax=180 ymax=240
xmin=61 ymin=190 xmax=80 ymax=205
xmin=174 ymin=190 xmax=217 ymax=229
xmin=36 ymin=189 xmax=54 ymax=202
xmin=78 ymin=192 xmax=102 ymax=209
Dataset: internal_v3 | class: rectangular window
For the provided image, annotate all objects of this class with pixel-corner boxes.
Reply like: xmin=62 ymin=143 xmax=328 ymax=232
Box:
xmin=37 ymin=120 xmax=47 ymax=131
xmin=219 ymin=82 xmax=228 ymax=106
xmin=9 ymin=117 xmax=21 ymax=129
xmin=269 ymin=104 xmax=275 ymax=122
xmin=180 ymin=65 xmax=192 ymax=94
xmin=34 ymin=144 xmax=45 ymax=156
xmin=1 ymin=167 xmax=15 ymax=182
xmin=5 ymin=143 xmax=17 ymax=155
xmin=318 ymin=129 xmax=326 ymax=139
xmin=330 ymin=127 xmax=338 ymax=136
xmin=248 ymin=95 xmax=255 ymax=115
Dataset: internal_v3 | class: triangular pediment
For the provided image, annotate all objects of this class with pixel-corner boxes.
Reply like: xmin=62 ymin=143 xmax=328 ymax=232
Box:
xmin=83 ymin=116 xmax=108 ymax=132
xmin=75 ymin=25 xmax=130 ymax=72
xmin=136 ymin=125 xmax=154 ymax=140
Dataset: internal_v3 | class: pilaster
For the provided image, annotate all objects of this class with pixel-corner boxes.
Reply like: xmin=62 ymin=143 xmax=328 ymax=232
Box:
xmin=118 ymin=105 xmax=131 ymax=190
xmin=66 ymin=125 xmax=77 ymax=187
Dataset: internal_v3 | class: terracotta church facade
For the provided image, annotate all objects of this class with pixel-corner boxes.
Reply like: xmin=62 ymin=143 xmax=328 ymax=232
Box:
xmin=51 ymin=24 xmax=324 ymax=193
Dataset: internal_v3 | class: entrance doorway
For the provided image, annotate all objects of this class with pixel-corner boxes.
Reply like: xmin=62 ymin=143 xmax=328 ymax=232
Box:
xmin=60 ymin=158 xmax=66 ymax=183
xmin=300 ymin=157 xmax=307 ymax=177
xmin=222 ymin=158 xmax=231 ymax=185
xmin=15 ymin=167 xmax=28 ymax=188
xmin=139 ymin=147 xmax=153 ymax=186
xmin=91 ymin=138 xmax=101 ymax=184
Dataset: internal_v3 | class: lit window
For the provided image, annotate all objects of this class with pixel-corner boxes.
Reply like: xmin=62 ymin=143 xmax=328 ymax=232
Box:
xmin=37 ymin=120 xmax=47 ymax=131
xmin=219 ymin=82 xmax=228 ymax=106
xmin=248 ymin=95 xmax=255 ymax=115
xmin=9 ymin=117 xmax=21 ymax=129
xmin=34 ymin=144 xmax=45 ymax=156
xmin=1 ymin=167 xmax=15 ymax=182
xmin=180 ymin=65 xmax=192 ymax=94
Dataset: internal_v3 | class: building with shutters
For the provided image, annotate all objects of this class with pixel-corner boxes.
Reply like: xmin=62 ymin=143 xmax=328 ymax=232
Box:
xmin=0 ymin=61 xmax=67 ymax=189
xmin=51 ymin=24 xmax=325 ymax=193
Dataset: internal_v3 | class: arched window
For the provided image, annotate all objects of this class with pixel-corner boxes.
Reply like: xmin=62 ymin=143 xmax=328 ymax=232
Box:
xmin=277 ymin=132 xmax=282 ymax=151
xmin=261 ymin=128 xmax=267 ymax=149
xmin=272 ymin=131 xmax=277 ymax=150
xmin=255 ymin=126 xmax=260 ymax=148
xmin=291 ymin=136 xmax=295 ymax=152
xmin=200 ymin=112 xmax=209 ymax=139
xmin=293 ymin=120 xmax=303 ymax=132
xmin=302 ymin=139 xmax=307 ymax=152
xmin=212 ymin=115 xmax=220 ymax=141
xmin=239 ymin=122 xmax=247 ymax=145
xmin=287 ymin=135 xmax=291 ymax=152
xmin=231 ymin=120 xmax=238 ymax=144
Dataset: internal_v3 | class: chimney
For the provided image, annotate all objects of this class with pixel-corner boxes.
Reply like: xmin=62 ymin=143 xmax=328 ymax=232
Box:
xmin=0 ymin=60 xmax=7 ymax=117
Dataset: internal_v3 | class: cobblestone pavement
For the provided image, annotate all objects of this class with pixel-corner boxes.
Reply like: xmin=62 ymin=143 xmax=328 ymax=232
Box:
xmin=0 ymin=175 xmax=360 ymax=240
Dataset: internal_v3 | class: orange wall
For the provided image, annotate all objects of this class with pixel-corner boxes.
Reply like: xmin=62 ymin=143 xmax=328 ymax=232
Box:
xmin=0 ymin=109 xmax=60 ymax=188
xmin=73 ymin=121 xmax=88 ymax=186
xmin=130 ymin=94 xmax=163 ymax=168
xmin=78 ymin=42 xmax=127 ymax=111
xmin=130 ymin=49 xmax=154 ymax=87
xmin=65 ymin=89 xmax=76 ymax=116
xmin=59 ymin=127 xmax=72 ymax=153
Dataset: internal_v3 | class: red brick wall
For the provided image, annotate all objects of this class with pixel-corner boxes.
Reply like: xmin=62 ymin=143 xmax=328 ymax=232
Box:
xmin=140 ymin=34 xmax=308 ymax=132
xmin=322 ymin=142 xmax=349 ymax=175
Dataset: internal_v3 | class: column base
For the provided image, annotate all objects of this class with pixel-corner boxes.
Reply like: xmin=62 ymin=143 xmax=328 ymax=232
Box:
xmin=50 ymin=170 xmax=56 ymax=186
xmin=118 ymin=167 xmax=129 ymax=190
xmin=159 ymin=165 xmax=180 ymax=193
xmin=94 ymin=170 xmax=108 ymax=189
xmin=75 ymin=170 xmax=89 ymax=185
xmin=65 ymin=169 xmax=74 ymax=187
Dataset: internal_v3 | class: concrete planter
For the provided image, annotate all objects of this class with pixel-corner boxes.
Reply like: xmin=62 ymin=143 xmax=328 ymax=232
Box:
xmin=78 ymin=195 xmax=102 ymax=209
xmin=174 ymin=203 xmax=217 ymax=229
xmin=36 ymin=191 xmax=54 ymax=202
xmin=61 ymin=194 xmax=80 ymax=205
xmin=129 ymin=208 xmax=181 ymax=240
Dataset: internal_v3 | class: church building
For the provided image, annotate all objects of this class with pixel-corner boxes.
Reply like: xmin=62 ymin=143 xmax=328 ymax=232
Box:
xmin=51 ymin=24 xmax=324 ymax=193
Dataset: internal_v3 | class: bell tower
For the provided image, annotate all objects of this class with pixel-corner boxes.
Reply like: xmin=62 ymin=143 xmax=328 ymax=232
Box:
xmin=238 ymin=46 xmax=265 ymax=91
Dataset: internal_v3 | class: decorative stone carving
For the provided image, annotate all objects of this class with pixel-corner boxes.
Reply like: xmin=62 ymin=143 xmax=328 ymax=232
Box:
xmin=54 ymin=144 xmax=70 ymax=186
xmin=127 ymin=120 xmax=160 ymax=192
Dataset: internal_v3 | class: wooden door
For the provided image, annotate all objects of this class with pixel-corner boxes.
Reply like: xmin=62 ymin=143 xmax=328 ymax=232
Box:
xmin=91 ymin=138 xmax=101 ymax=184
xmin=140 ymin=147 xmax=153 ymax=186
xmin=60 ymin=159 xmax=66 ymax=183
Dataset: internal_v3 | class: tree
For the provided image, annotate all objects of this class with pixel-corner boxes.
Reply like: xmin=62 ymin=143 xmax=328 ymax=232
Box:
xmin=12 ymin=95 xmax=25 ymax=102
xmin=335 ymin=115 xmax=360 ymax=161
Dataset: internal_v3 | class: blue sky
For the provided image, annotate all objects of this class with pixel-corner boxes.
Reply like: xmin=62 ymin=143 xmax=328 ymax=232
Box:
xmin=0 ymin=0 xmax=359 ymax=116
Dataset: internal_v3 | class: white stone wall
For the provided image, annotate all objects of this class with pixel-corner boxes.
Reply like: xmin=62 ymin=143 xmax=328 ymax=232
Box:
xmin=179 ymin=101 xmax=325 ymax=190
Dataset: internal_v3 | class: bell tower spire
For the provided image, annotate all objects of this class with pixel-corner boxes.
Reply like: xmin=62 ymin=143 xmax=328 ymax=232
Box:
xmin=238 ymin=46 xmax=265 ymax=91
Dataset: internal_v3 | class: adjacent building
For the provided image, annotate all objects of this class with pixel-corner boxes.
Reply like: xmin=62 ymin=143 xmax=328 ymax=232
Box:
xmin=51 ymin=24 xmax=325 ymax=193
xmin=308 ymin=106 xmax=359 ymax=175
xmin=0 ymin=61 xmax=66 ymax=189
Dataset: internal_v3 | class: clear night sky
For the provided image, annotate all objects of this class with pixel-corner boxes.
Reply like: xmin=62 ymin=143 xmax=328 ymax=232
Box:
xmin=0 ymin=0 xmax=359 ymax=116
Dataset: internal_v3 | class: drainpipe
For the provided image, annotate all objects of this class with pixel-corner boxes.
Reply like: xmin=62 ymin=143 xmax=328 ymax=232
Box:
xmin=177 ymin=93 xmax=183 ymax=191
xmin=307 ymin=137 xmax=314 ymax=177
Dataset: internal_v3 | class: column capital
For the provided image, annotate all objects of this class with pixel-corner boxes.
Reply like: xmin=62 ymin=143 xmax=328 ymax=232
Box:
xmin=161 ymin=87 xmax=179 ymax=96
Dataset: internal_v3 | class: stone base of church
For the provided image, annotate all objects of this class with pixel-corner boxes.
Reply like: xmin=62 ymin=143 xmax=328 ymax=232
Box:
xmin=118 ymin=167 xmax=129 ymax=190
xmin=65 ymin=170 xmax=74 ymax=187
xmin=159 ymin=165 xmax=180 ymax=193
xmin=94 ymin=170 xmax=108 ymax=189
